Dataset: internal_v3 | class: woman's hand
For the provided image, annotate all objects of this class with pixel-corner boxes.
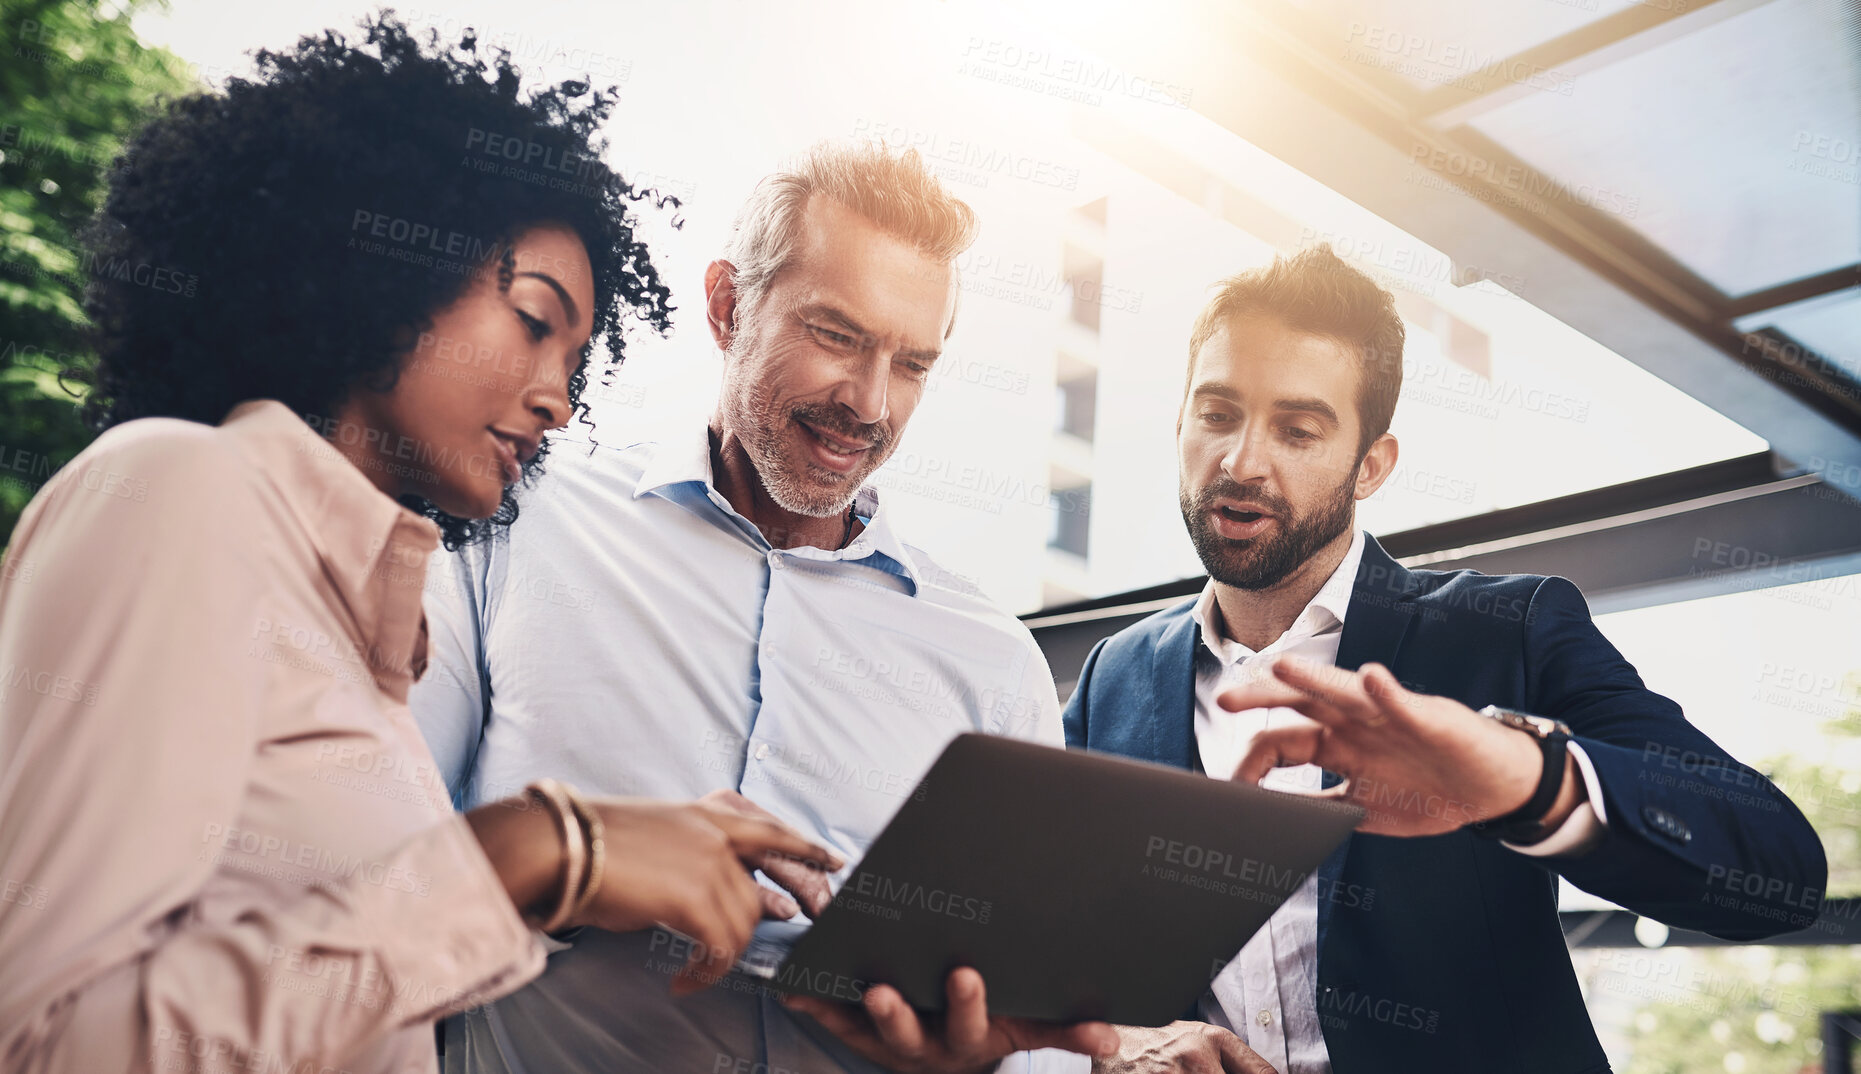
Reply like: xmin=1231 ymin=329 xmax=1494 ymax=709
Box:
xmin=692 ymin=789 xmax=838 ymax=919
xmin=575 ymin=796 xmax=843 ymax=993
xmin=466 ymin=792 xmax=842 ymax=996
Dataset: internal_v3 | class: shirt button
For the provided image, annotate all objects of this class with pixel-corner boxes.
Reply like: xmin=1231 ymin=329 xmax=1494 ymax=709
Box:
xmin=1256 ymin=1010 xmax=1273 ymax=1028
xmin=754 ymin=743 xmax=771 ymax=761
xmin=770 ymin=556 xmax=786 ymax=571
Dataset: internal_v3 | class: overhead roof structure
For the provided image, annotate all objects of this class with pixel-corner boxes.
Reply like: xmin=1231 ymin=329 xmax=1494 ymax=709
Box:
xmin=1023 ymin=0 xmax=1861 ymax=635
xmin=1053 ymin=0 xmax=1860 ymax=487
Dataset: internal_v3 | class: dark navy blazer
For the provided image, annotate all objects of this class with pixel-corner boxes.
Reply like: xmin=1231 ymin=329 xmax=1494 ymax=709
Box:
xmin=1062 ymin=533 xmax=1826 ymax=1074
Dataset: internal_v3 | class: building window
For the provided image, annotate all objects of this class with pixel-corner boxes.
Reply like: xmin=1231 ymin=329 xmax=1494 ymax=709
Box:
xmin=1055 ymin=372 xmax=1098 ymax=441
xmin=1048 ymin=482 xmax=1092 ymax=557
xmin=1063 ymin=244 xmax=1104 ymax=333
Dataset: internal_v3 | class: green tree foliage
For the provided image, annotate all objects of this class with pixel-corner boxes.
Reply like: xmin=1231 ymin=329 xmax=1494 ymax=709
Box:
xmin=1 ymin=0 xmax=194 ymax=546
xmin=1606 ymin=672 xmax=1861 ymax=1074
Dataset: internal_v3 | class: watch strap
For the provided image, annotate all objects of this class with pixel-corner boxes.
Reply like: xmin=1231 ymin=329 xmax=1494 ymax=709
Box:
xmin=1471 ymin=707 xmax=1571 ymax=841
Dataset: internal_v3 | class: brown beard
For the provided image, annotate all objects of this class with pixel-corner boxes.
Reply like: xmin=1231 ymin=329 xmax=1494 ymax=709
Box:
xmin=1179 ymin=466 xmax=1356 ymax=590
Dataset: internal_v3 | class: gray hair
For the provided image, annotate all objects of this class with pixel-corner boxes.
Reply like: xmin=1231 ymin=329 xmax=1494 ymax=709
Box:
xmin=722 ymin=141 xmax=979 ymax=323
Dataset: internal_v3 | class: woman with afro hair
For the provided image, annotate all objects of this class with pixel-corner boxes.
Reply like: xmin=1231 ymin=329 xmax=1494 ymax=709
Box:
xmin=0 ymin=14 xmax=839 ymax=1073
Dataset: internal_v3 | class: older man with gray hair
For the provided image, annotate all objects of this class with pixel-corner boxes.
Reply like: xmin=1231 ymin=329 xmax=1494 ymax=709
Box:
xmin=411 ymin=142 xmax=1117 ymax=1074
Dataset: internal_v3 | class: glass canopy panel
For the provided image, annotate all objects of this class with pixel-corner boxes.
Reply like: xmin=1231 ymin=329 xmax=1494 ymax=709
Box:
xmin=1467 ymin=0 xmax=1861 ymax=298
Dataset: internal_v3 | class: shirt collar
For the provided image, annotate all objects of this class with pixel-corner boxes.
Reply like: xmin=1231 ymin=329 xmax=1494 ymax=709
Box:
xmin=218 ymin=399 xmax=440 ymax=700
xmin=632 ymin=421 xmax=923 ymax=595
xmin=632 ymin=419 xmax=713 ymax=500
xmin=1192 ymin=526 xmax=1366 ymax=665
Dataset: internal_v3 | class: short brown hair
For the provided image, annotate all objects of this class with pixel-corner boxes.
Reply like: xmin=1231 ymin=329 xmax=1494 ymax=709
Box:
xmin=1185 ymin=244 xmax=1405 ymax=455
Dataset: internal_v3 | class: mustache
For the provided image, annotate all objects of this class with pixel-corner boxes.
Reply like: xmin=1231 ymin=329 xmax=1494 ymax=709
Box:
xmin=1189 ymin=480 xmax=1290 ymax=517
xmin=792 ymin=403 xmax=891 ymax=451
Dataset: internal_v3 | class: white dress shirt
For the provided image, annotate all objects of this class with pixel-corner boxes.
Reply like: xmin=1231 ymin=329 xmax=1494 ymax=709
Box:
xmin=411 ymin=423 xmax=1075 ymax=1074
xmin=1187 ymin=529 xmax=1609 ymax=1073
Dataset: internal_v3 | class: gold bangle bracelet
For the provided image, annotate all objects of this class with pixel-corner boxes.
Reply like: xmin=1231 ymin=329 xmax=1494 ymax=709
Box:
xmin=525 ymin=779 xmax=583 ymax=933
xmin=561 ymin=786 xmax=605 ymax=922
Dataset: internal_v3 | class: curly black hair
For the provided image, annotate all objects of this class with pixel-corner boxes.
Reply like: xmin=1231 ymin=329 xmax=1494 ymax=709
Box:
xmin=76 ymin=10 xmax=675 ymax=546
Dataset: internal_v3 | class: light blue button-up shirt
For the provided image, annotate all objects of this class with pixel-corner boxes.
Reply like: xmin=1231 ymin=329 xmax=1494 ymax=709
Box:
xmin=411 ymin=421 xmax=1075 ymax=1074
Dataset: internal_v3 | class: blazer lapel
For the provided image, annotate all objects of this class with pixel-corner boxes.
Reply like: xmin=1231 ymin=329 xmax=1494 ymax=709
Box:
xmin=1317 ymin=534 xmax=1418 ymax=953
xmin=1335 ymin=534 xmax=1416 ymax=675
xmin=1148 ymin=609 xmax=1200 ymax=771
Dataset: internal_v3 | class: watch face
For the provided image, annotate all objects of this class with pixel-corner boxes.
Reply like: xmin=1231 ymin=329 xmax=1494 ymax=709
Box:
xmin=1483 ymin=706 xmax=1565 ymax=739
xmin=1520 ymin=714 xmax=1557 ymax=736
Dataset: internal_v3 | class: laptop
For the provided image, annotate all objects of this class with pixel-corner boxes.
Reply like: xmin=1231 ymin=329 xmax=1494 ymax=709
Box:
xmin=743 ymin=732 xmax=1362 ymax=1026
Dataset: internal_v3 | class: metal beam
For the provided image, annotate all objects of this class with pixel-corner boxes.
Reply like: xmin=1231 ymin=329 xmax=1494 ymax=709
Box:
xmin=1027 ymin=455 xmax=1861 ymax=693
xmin=1562 ymin=899 xmax=1861 ymax=947
xmin=1374 ymin=452 xmax=1785 ymax=558
xmin=1726 ymin=264 xmax=1861 ymax=319
xmin=1826 ymin=1012 xmax=1861 ymax=1074
xmin=1403 ymin=473 xmax=1861 ymax=616
xmin=1411 ymin=0 xmax=1785 ymax=129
